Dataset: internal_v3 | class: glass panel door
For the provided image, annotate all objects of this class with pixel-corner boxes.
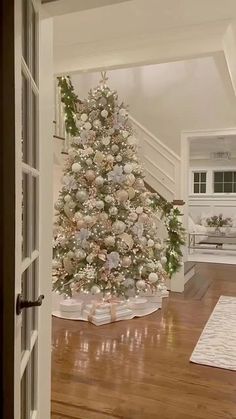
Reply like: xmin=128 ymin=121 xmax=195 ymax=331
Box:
xmin=19 ymin=1 xmax=40 ymax=418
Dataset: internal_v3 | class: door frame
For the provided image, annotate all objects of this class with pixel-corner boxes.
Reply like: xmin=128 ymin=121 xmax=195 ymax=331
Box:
xmin=0 ymin=0 xmax=15 ymax=418
xmin=180 ymin=127 xmax=236 ymax=262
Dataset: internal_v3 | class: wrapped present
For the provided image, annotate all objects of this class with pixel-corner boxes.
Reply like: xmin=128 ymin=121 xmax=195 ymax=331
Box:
xmin=60 ymin=298 xmax=83 ymax=313
xmin=84 ymin=299 xmax=133 ymax=325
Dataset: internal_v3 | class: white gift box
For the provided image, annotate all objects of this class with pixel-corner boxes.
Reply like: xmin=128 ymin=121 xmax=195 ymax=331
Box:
xmin=52 ymin=290 xmax=164 ymax=325
xmin=83 ymin=307 xmax=133 ymax=325
xmin=60 ymin=299 xmax=82 ymax=313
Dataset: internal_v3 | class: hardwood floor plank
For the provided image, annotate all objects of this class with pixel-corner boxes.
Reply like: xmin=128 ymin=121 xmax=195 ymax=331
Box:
xmin=51 ymin=263 xmax=236 ymax=419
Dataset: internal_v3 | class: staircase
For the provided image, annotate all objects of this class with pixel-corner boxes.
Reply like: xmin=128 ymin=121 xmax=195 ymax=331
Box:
xmin=129 ymin=115 xmax=181 ymax=202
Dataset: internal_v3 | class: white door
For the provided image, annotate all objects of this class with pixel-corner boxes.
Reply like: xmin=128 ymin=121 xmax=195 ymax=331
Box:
xmin=15 ymin=1 xmax=53 ymax=418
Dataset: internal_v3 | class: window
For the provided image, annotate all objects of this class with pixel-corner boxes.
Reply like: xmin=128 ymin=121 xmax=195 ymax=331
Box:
xmin=213 ymin=171 xmax=236 ymax=193
xmin=193 ymin=171 xmax=207 ymax=193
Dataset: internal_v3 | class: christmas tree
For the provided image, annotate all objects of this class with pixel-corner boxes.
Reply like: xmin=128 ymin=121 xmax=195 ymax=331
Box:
xmin=53 ymin=73 xmax=169 ymax=298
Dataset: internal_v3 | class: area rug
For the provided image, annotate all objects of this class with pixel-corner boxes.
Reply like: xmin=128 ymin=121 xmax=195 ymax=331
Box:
xmin=190 ymin=295 xmax=236 ymax=371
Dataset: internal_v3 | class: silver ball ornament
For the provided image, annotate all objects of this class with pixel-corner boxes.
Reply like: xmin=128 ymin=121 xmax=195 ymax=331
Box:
xmin=136 ymin=280 xmax=146 ymax=290
xmin=148 ymin=273 xmax=159 ymax=283
xmin=71 ymin=163 xmax=81 ymax=173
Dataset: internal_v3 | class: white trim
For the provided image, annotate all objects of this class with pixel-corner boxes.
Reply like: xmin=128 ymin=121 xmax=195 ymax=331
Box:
xmin=21 ymin=250 xmax=39 ymax=274
xmin=144 ymin=155 xmax=174 ymax=183
xmin=21 ymin=58 xmax=39 ymax=96
xmin=20 ymin=331 xmax=38 ymax=378
xmin=129 ymin=114 xmax=180 ymax=162
xmin=145 ymin=168 xmax=175 ymax=196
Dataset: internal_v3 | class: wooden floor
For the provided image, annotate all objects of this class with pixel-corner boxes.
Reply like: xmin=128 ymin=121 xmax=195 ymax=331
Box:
xmin=51 ymin=263 xmax=236 ymax=419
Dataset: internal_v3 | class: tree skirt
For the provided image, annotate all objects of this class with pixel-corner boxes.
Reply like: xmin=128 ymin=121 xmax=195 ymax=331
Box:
xmin=190 ymin=295 xmax=236 ymax=370
xmin=52 ymin=289 xmax=169 ymax=326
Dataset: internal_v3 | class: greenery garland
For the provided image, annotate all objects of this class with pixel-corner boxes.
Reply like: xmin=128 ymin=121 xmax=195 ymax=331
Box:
xmin=57 ymin=76 xmax=79 ymax=136
xmin=150 ymin=195 xmax=186 ymax=277
xmin=57 ymin=75 xmax=186 ymax=278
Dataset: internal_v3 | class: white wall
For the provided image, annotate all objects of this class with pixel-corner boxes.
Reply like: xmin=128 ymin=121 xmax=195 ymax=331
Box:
xmin=70 ymin=53 xmax=236 ymax=154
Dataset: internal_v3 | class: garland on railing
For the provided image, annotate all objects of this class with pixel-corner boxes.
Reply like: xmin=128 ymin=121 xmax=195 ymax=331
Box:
xmin=150 ymin=194 xmax=186 ymax=277
xmin=56 ymin=75 xmax=186 ymax=278
xmin=57 ymin=76 xmax=79 ymax=136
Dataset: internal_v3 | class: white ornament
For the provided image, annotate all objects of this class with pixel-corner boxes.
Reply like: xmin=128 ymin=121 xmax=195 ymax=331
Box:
xmin=161 ymin=256 xmax=167 ymax=264
xmin=129 ymin=212 xmax=138 ymax=222
xmin=76 ymin=190 xmax=88 ymax=203
xmin=74 ymin=249 xmax=86 ymax=260
xmin=136 ymin=206 xmax=143 ymax=214
xmin=124 ymin=278 xmax=135 ymax=288
xmin=54 ymin=200 xmax=64 ymax=211
xmin=67 ymin=251 xmax=74 ymax=258
xmin=122 ymin=257 xmax=132 ymax=267
xmin=125 ymin=174 xmax=135 ymax=186
xmin=136 ymin=280 xmax=146 ymax=290
xmin=124 ymin=164 xmax=133 ymax=174
xmin=148 ymin=272 xmax=159 ymax=283
xmin=90 ymin=285 xmax=101 ymax=295
xmin=113 ymin=220 xmax=126 ymax=234
xmin=86 ymin=158 xmax=93 ymax=166
xmin=77 ymin=219 xmax=85 ymax=229
xmin=94 ymin=151 xmax=104 ymax=164
xmin=135 ymin=179 xmax=144 ymax=190
xmin=99 ymin=212 xmax=109 ymax=221
xmin=81 ymin=113 xmax=88 ymax=122
xmin=111 ymin=144 xmax=119 ymax=154
xmin=116 ymin=154 xmax=122 ymax=162
xmin=86 ymin=254 xmax=94 ymax=264
xmin=122 ymin=130 xmax=129 ymax=138
xmin=106 ymin=154 xmax=114 ymax=163
xmin=74 ymin=211 xmax=82 ymax=221
xmin=64 ymin=194 xmax=72 ymax=202
xmin=71 ymin=162 xmax=81 ymax=173
xmin=116 ymin=189 xmax=129 ymax=203
xmin=128 ymin=187 xmax=135 ymax=199
xmin=119 ymin=108 xmax=127 ymax=117
xmin=105 ymin=195 xmax=114 ymax=204
xmin=96 ymin=200 xmax=104 ymax=210
xmin=101 ymin=109 xmax=108 ymax=118
xmin=85 ymin=170 xmax=96 ymax=182
xmin=93 ymin=119 xmax=101 ymax=129
xmin=147 ymin=239 xmax=155 ymax=247
xmin=84 ymin=121 xmax=92 ymax=130
xmin=109 ymin=206 xmax=118 ymax=216
xmin=95 ymin=176 xmax=104 ymax=186
xmin=102 ymin=136 xmax=110 ymax=146
xmin=104 ymin=236 xmax=115 ymax=247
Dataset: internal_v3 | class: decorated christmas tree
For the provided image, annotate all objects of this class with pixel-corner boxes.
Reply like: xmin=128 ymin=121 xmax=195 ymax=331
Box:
xmin=53 ymin=74 xmax=184 ymax=299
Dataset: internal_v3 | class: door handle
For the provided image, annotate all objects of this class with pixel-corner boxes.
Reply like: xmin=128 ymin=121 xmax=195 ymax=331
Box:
xmin=16 ymin=294 xmax=44 ymax=315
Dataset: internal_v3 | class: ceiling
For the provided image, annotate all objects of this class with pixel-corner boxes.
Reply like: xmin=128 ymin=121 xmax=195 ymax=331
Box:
xmin=42 ymin=0 xmax=131 ymax=16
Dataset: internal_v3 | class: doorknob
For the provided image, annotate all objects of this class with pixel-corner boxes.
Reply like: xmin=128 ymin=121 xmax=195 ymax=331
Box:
xmin=16 ymin=294 xmax=44 ymax=315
